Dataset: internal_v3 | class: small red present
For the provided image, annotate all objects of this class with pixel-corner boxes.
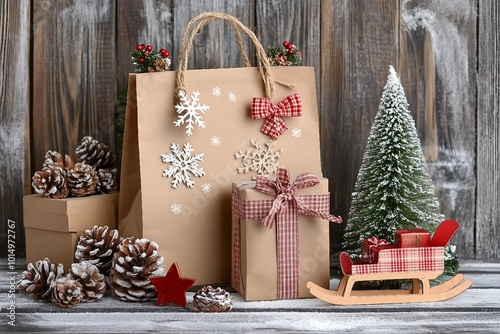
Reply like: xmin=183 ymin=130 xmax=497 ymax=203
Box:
xmin=395 ymin=228 xmax=431 ymax=248
xmin=361 ymin=237 xmax=393 ymax=263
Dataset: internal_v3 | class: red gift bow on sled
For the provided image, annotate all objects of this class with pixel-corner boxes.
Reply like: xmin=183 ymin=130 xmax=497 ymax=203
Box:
xmin=251 ymin=93 xmax=302 ymax=139
xmin=366 ymin=236 xmax=389 ymax=247
xmin=253 ymin=168 xmax=341 ymax=299
xmin=363 ymin=237 xmax=390 ymax=263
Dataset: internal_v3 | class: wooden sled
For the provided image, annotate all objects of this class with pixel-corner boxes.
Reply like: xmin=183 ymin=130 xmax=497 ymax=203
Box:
xmin=307 ymin=220 xmax=473 ymax=305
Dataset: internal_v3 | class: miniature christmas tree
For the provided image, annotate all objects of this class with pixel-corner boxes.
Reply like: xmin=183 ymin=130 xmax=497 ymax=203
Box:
xmin=343 ymin=66 xmax=458 ymax=276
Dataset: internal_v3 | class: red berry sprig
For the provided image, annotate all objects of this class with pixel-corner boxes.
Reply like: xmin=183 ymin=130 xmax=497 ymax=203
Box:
xmin=131 ymin=44 xmax=171 ymax=73
xmin=267 ymin=40 xmax=302 ymax=66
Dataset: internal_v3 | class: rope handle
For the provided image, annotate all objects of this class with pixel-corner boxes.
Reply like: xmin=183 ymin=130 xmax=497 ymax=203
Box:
xmin=175 ymin=12 xmax=274 ymax=99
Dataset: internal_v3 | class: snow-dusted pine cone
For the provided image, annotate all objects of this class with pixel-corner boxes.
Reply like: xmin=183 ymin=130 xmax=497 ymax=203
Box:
xmin=43 ymin=150 xmax=64 ymax=168
xmin=51 ymin=276 xmax=84 ymax=308
xmin=191 ymin=286 xmax=233 ymax=313
xmin=97 ymin=168 xmax=119 ymax=194
xmin=76 ymin=136 xmax=115 ymax=169
xmin=75 ymin=225 xmax=122 ymax=275
xmin=109 ymin=237 xmax=165 ymax=302
xmin=18 ymin=258 xmax=65 ymax=300
xmin=69 ymin=262 xmax=106 ymax=302
xmin=148 ymin=58 xmax=169 ymax=72
xmin=32 ymin=166 xmax=69 ymax=199
xmin=67 ymin=162 xmax=98 ymax=197
xmin=64 ymin=154 xmax=76 ymax=170
xmin=268 ymin=53 xmax=292 ymax=66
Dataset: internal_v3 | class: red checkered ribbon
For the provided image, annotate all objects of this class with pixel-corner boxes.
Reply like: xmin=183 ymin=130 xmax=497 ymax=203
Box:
xmin=251 ymin=93 xmax=302 ymax=139
xmin=366 ymin=237 xmax=389 ymax=247
xmin=255 ymin=168 xmax=341 ymax=228
xmin=232 ymin=168 xmax=341 ymax=299
xmin=363 ymin=237 xmax=390 ymax=263
xmin=352 ymin=247 xmax=445 ymax=275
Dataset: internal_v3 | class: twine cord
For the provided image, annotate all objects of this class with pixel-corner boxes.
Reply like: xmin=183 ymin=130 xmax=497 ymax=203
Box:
xmin=175 ymin=12 xmax=274 ymax=100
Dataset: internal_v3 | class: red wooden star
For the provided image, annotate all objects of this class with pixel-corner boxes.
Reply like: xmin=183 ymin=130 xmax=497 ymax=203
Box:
xmin=149 ymin=262 xmax=196 ymax=307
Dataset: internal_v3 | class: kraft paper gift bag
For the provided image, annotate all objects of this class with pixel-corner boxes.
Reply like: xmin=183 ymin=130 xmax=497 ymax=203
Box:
xmin=118 ymin=12 xmax=324 ymax=284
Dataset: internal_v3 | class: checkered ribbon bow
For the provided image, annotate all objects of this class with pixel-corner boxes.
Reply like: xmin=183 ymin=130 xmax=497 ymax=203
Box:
xmin=252 ymin=168 xmax=341 ymax=299
xmin=255 ymin=168 xmax=341 ymax=228
xmin=366 ymin=237 xmax=389 ymax=247
xmin=251 ymin=93 xmax=302 ymax=139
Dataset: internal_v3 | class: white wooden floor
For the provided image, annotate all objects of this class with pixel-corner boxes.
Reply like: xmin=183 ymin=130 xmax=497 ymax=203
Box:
xmin=1 ymin=259 xmax=499 ymax=333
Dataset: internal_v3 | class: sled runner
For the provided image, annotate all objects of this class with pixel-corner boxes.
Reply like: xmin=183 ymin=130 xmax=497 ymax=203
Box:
xmin=307 ymin=220 xmax=472 ymax=305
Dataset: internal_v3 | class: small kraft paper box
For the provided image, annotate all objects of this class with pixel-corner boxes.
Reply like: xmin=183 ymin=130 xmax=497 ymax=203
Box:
xmin=231 ymin=168 xmax=339 ymax=301
xmin=23 ymin=193 xmax=119 ymax=271
xmin=395 ymin=228 xmax=431 ymax=248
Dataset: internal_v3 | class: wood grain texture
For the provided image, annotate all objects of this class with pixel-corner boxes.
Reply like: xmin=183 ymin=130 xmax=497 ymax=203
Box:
xmin=320 ymin=0 xmax=400 ymax=252
xmin=401 ymin=0 xmax=477 ymax=258
xmin=3 ymin=0 xmax=498 ymax=260
xmin=2 ymin=258 xmax=499 ymax=332
xmin=476 ymin=0 xmax=499 ymax=259
xmin=255 ymin=0 xmax=321 ymax=92
xmin=0 ymin=0 xmax=29 ymax=257
xmin=171 ymin=0 xmax=255 ymax=70
xmin=116 ymin=0 xmax=173 ymax=93
xmin=31 ymin=0 xmax=117 ymax=172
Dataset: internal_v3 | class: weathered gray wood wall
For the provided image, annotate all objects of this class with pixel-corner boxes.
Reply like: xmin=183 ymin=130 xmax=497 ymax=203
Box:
xmin=477 ymin=0 xmax=500 ymax=259
xmin=1 ymin=0 xmax=498 ymax=260
xmin=0 ymin=0 xmax=30 ymax=261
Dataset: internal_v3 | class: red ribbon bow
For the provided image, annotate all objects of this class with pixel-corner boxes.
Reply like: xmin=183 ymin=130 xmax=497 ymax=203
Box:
xmin=255 ymin=168 xmax=342 ymax=228
xmin=251 ymin=93 xmax=302 ymax=139
xmin=366 ymin=237 xmax=389 ymax=247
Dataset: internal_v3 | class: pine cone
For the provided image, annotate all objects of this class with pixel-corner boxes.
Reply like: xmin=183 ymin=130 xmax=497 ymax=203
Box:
xmin=67 ymin=162 xmax=98 ymax=197
xmin=109 ymin=237 xmax=165 ymax=302
xmin=43 ymin=150 xmax=64 ymax=168
xmin=76 ymin=136 xmax=115 ymax=169
xmin=269 ymin=53 xmax=292 ymax=66
xmin=148 ymin=58 xmax=169 ymax=72
xmin=51 ymin=276 xmax=84 ymax=308
xmin=69 ymin=262 xmax=106 ymax=302
xmin=32 ymin=166 xmax=69 ymax=199
xmin=192 ymin=286 xmax=233 ymax=313
xmin=65 ymin=154 xmax=76 ymax=170
xmin=18 ymin=258 xmax=65 ymax=300
xmin=97 ymin=168 xmax=119 ymax=194
xmin=75 ymin=225 xmax=122 ymax=275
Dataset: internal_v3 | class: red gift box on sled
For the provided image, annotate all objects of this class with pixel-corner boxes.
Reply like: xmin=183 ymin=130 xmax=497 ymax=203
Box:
xmin=395 ymin=228 xmax=431 ymax=248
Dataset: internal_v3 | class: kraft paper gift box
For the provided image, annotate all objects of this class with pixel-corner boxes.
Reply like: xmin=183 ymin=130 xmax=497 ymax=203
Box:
xmin=231 ymin=168 xmax=340 ymax=301
xmin=395 ymin=228 xmax=431 ymax=248
xmin=23 ymin=193 xmax=119 ymax=271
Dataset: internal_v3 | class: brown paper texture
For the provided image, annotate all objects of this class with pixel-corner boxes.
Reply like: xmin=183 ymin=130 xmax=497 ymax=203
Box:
xmin=23 ymin=193 xmax=119 ymax=272
xmin=119 ymin=66 xmax=323 ymax=285
xmin=232 ymin=178 xmax=330 ymax=301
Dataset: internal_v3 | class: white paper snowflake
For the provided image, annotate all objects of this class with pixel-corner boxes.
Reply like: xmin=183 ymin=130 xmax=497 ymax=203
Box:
xmin=201 ymin=183 xmax=212 ymax=194
xmin=235 ymin=139 xmax=284 ymax=177
xmin=292 ymin=128 xmax=302 ymax=138
xmin=228 ymin=91 xmax=237 ymax=102
xmin=212 ymin=86 xmax=221 ymax=97
xmin=171 ymin=203 xmax=182 ymax=215
xmin=161 ymin=143 xmax=205 ymax=188
xmin=211 ymin=136 xmax=221 ymax=146
xmin=174 ymin=90 xmax=210 ymax=136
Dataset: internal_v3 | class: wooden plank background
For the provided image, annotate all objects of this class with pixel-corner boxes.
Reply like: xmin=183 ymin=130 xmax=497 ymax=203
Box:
xmin=0 ymin=0 xmax=30 ymax=261
xmin=1 ymin=0 xmax=498 ymax=260
xmin=477 ymin=0 xmax=500 ymax=258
